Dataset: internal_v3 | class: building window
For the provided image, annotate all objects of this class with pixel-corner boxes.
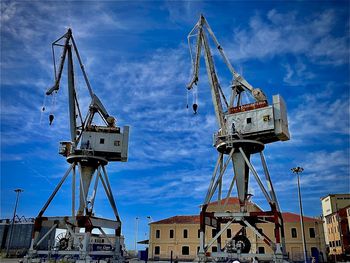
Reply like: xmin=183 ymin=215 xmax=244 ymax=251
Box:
xmin=182 ymin=246 xmax=189 ymax=255
xmin=156 ymin=229 xmax=160 ymax=239
xmin=198 ymin=229 xmax=201 ymax=238
xmin=197 ymin=247 xmax=200 ymax=252
xmin=309 ymin=228 xmax=315 ymax=238
xmin=291 ymin=228 xmax=297 ymax=238
xmin=155 ymin=246 xmax=160 ymax=255
xmin=100 ymin=138 xmax=105 ymax=144
xmin=227 ymin=229 xmax=232 ymax=238
xmin=170 ymin=229 xmax=174 ymax=238
xmin=258 ymin=247 xmax=265 ymax=254
xmin=212 ymin=229 xmax=217 ymax=238
xmin=184 ymin=229 xmax=188 ymax=238
xmin=212 ymin=246 xmax=217 ymax=252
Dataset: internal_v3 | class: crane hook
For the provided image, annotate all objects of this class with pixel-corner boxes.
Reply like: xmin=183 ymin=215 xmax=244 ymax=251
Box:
xmin=193 ymin=103 xmax=198 ymax=114
xmin=49 ymin=114 xmax=54 ymax=125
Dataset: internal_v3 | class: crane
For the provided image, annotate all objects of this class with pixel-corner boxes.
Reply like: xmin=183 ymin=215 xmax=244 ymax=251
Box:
xmin=46 ymin=28 xmax=117 ymax=147
xmin=27 ymin=29 xmax=128 ymax=263
xmin=186 ymin=15 xmax=290 ymax=263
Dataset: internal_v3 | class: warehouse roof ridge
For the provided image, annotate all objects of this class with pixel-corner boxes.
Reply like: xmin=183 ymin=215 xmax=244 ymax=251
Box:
xmin=151 ymin=212 xmax=321 ymax=224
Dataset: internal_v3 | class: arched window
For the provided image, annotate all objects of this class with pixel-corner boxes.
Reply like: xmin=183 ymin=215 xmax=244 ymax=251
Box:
xmin=183 ymin=229 xmax=188 ymax=238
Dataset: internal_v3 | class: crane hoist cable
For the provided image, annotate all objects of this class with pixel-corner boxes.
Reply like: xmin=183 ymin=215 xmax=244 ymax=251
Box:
xmin=49 ymin=91 xmax=57 ymax=125
xmin=39 ymin=92 xmax=47 ymax=125
xmin=192 ymin=85 xmax=198 ymax=114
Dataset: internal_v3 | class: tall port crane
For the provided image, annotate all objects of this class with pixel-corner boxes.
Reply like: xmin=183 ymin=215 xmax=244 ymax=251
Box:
xmin=187 ymin=15 xmax=290 ymax=262
xmin=26 ymin=29 xmax=129 ymax=262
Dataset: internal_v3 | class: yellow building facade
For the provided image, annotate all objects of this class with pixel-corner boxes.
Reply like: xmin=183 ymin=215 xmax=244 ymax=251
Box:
xmin=324 ymin=205 xmax=350 ymax=257
xmin=321 ymin=193 xmax=350 ymax=245
xmin=148 ymin=198 xmax=326 ymax=262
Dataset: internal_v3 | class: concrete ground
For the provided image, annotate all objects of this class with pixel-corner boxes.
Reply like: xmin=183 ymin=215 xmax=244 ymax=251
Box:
xmin=0 ymin=259 xmax=189 ymax=263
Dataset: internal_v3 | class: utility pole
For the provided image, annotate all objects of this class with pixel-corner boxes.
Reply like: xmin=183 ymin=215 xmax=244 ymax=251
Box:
xmin=6 ymin=188 xmax=24 ymax=257
xmin=291 ymin=167 xmax=307 ymax=263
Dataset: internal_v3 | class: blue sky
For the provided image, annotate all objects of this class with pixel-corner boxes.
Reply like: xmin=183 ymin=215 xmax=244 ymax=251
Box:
xmin=1 ymin=1 xmax=349 ymax=249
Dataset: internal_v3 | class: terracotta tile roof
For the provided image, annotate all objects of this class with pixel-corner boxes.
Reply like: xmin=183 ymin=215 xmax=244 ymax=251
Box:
xmin=208 ymin=197 xmax=241 ymax=206
xmin=151 ymin=215 xmax=200 ymax=224
xmin=282 ymin=212 xmax=322 ymax=223
xmin=207 ymin=197 xmax=262 ymax=211
xmin=151 ymin=212 xmax=321 ymax=224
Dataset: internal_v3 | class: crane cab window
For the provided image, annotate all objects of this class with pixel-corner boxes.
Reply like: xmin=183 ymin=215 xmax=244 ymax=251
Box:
xmin=100 ymin=138 xmax=105 ymax=144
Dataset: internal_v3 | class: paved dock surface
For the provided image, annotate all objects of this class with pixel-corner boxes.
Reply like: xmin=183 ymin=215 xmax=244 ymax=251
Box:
xmin=0 ymin=259 xmax=189 ymax=263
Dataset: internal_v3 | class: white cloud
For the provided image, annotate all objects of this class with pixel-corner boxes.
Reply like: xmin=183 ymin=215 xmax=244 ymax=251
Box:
xmin=1 ymin=2 xmax=349 ymax=231
xmin=228 ymin=9 xmax=349 ymax=65
xmin=289 ymin=86 xmax=350 ymax=142
xmin=302 ymin=150 xmax=350 ymax=174
xmin=282 ymin=60 xmax=315 ymax=86
xmin=163 ymin=1 xmax=204 ymax=25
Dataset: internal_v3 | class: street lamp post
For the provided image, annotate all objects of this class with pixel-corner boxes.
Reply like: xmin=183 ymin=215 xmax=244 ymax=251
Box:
xmin=6 ymin=188 xmax=24 ymax=257
xmin=146 ymin=216 xmax=153 ymax=263
xmin=291 ymin=167 xmax=307 ymax=263
xmin=135 ymin=216 xmax=139 ymax=254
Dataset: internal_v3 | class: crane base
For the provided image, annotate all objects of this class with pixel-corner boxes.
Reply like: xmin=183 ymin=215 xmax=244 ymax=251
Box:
xmin=25 ymin=215 xmax=125 ymax=263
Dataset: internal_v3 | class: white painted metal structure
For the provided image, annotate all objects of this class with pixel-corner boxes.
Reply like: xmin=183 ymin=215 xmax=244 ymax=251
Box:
xmin=25 ymin=29 xmax=129 ymax=263
xmin=187 ymin=15 xmax=290 ymax=263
